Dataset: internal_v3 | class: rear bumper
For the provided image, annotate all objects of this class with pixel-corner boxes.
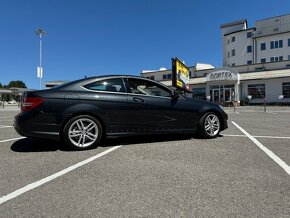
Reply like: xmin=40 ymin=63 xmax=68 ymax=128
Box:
xmin=14 ymin=115 xmax=60 ymax=141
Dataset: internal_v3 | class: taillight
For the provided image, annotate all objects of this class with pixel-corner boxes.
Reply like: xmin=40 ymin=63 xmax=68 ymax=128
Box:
xmin=21 ymin=97 xmax=44 ymax=112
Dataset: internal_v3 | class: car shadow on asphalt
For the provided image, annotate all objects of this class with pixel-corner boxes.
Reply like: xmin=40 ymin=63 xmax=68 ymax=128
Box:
xmin=101 ymin=134 xmax=200 ymax=147
xmin=10 ymin=138 xmax=65 ymax=152
xmin=10 ymin=134 xmax=208 ymax=153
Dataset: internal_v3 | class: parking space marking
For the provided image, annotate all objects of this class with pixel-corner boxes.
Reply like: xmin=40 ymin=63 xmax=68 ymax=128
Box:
xmin=271 ymin=111 xmax=290 ymax=113
xmin=0 ymin=137 xmax=26 ymax=143
xmin=225 ymin=110 xmax=290 ymax=114
xmin=0 ymin=125 xmax=13 ymax=129
xmin=0 ymin=145 xmax=122 ymax=205
xmin=222 ymin=134 xmax=247 ymax=137
xmin=266 ymin=112 xmax=277 ymax=115
xmin=232 ymin=121 xmax=290 ymax=175
xmin=223 ymin=134 xmax=290 ymax=139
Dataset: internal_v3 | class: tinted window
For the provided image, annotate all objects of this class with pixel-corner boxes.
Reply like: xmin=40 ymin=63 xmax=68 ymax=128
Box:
xmin=283 ymin=82 xmax=290 ymax=98
xmin=126 ymin=78 xmax=172 ymax=98
xmin=248 ymin=84 xmax=265 ymax=99
xmin=84 ymin=78 xmax=126 ymax=93
xmin=261 ymin=43 xmax=266 ymax=50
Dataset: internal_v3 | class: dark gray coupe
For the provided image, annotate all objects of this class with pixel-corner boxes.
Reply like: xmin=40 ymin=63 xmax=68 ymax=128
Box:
xmin=14 ymin=75 xmax=228 ymax=150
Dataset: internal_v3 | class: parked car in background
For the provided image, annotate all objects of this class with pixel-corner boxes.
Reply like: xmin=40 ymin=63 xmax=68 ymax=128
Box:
xmin=14 ymin=75 xmax=228 ymax=150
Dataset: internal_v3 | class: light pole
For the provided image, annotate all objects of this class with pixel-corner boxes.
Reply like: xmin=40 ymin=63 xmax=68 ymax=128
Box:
xmin=35 ymin=28 xmax=46 ymax=89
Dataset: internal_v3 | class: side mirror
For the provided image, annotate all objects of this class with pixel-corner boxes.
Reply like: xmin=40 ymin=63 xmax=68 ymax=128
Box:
xmin=172 ymin=90 xmax=179 ymax=99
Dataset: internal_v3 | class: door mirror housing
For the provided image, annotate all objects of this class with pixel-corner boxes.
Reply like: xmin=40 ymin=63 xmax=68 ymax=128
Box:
xmin=171 ymin=90 xmax=179 ymax=99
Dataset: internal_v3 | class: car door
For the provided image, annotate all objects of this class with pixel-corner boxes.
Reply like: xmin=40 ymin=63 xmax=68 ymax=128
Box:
xmin=124 ymin=77 xmax=196 ymax=133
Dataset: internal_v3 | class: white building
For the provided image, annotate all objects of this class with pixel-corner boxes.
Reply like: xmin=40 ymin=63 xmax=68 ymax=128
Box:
xmin=141 ymin=14 xmax=290 ymax=105
xmin=222 ymin=14 xmax=290 ymax=67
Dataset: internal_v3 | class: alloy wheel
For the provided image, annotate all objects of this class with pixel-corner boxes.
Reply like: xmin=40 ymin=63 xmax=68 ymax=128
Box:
xmin=68 ymin=118 xmax=99 ymax=148
xmin=204 ymin=114 xmax=220 ymax=137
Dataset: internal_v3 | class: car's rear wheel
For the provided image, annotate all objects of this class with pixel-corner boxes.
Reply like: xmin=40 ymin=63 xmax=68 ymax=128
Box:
xmin=63 ymin=115 xmax=102 ymax=150
xmin=198 ymin=112 xmax=221 ymax=138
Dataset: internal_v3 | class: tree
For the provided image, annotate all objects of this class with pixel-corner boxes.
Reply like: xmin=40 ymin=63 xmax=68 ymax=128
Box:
xmin=7 ymin=80 xmax=27 ymax=88
xmin=0 ymin=83 xmax=2 ymax=88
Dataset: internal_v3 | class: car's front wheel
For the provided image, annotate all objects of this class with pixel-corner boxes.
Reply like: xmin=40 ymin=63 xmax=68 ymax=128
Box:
xmin=198 ymin=112 xmax=221 ymax=138
xmin=63 ymin=115 xmax=102 ymax=150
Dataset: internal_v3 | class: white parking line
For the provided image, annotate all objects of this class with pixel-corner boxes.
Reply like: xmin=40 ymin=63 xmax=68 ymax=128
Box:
xmin=0 ymin=125 xmax=13 ymax=129
xmin=266 ymin=112 xmax=277 ymax=115
xmin=223 ymin=134 xmax=290 ymax=139
xmin=232 ymin=121 xmax=290 ymax=176
xmin=0 ymin=146 xmax=122 ymax=205
xmin=0 ymin=137 xmax=26 ymax=143
xmin=271 ymin=111 xmax=290 ymax=113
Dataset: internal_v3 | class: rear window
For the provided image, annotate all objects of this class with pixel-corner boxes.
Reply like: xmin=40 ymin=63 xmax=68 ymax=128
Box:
xmin=84 ymin=78 xmax=126 ymax=93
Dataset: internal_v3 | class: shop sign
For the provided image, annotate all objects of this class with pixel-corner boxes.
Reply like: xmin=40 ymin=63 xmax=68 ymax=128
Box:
xmin=172 ymin=57 xmax=190 ymax=92
xmin=206 ymin=69 xmax=239 ymax=82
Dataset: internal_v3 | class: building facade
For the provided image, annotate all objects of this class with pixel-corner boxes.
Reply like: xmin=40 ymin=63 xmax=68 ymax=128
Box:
xmin=141 ymin=15 xmax=290 ymax=105
xmin=222 ymin=14 xmax=290 ymax=67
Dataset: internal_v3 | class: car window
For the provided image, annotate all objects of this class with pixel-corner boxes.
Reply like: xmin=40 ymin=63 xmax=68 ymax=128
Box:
xmin=84 ymin=78 xmax=126 ymax=93
xmin=126 ymin=78 xmax=172 ymax=98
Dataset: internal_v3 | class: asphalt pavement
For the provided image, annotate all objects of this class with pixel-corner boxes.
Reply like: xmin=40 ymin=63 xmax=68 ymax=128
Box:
xmin=0 ymin=107 xmax=289 ymax=217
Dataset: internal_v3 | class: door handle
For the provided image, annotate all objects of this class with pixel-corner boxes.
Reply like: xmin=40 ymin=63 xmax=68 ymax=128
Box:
xmin=133 ymin=97 xmax=145 ymax=103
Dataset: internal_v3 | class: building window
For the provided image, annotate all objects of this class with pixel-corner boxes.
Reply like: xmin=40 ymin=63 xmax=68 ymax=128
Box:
xmin=279 ymin=40 xmax=283 ymax=48
xmin=271 ymin=40 xmax=283 ymax=49
xmin=283 ymin=82 xmax=290 ymax=98
xmin=248 ymin=84 xmax=265 ymax=99
xmin=162 ymin=74 xmax=171 ymax=80
xmin=247 ymin=60 xmax=253 ymax=65
xmin=288 ymin=39 xmax=290 ymax=46
xmin=232 ymin=36 xmax=235 ymax=42
xmin=227 ymin=51 xmax=230 ymax=58
xmin=227 ymin=39 xmax=230 ymax=45
xmin=231 ymin=49 xmax=235 ymax=56
xmin=192 ymin=88 xmax=206 ymax=100
xmin=288 ymin=55 xmax=290 ymax=61
xmin=261 ymin=58 xmax=266 ymax=63
xmin=232 ymin=63 xmax=236 ymax=67
xmin=261 ymin=43 xmax=266 ymax=50
xmin=247 ymin=32 xmax=252 ymax=38
xmin=271 ymin=56 xmax=283 ymax=62
xmin=247 ymin=45 xmax=252 ymax=53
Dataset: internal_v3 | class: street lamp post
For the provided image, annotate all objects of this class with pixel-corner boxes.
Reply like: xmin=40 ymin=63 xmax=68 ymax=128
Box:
xmin=35 ymin=28 xmax=46 ymax=89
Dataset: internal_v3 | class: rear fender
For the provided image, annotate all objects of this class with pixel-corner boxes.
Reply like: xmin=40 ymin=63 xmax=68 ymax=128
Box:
xmin=59 ymin=103 xmax=106 ymax=134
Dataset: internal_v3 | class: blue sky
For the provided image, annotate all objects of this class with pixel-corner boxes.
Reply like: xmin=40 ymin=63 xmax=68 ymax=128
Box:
xmin=1 ymin=0 xmax=290 ymax=89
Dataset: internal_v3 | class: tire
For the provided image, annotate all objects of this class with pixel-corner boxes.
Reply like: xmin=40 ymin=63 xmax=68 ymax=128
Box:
xmin=63 ymin=115 xmax=102 ymax=150
xmin=198 ymin=112 xmax=221 ymax=139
